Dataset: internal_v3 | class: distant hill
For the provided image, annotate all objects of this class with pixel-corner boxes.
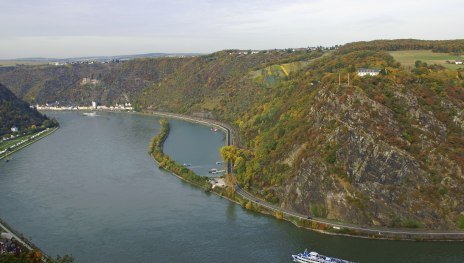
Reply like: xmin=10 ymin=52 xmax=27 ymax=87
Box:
xmin=0 ymin=83 xmax=50 ymax=136
xmin=0 ymin=50 xmax=314 ymax=106
xmin=0 ymin=52 xmax=202 ymax=65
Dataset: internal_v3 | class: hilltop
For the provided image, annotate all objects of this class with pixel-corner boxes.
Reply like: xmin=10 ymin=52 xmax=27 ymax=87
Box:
xmin=0 ymin=83 xmax=53 ymax=136
xmin=0 ymin=40 xmax=463 ymax=229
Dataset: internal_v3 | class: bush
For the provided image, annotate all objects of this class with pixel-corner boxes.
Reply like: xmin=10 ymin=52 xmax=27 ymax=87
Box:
xmin=439 ymin=187 xmax=448 ymax=196
xmin=310 ymin=204 xmax=328 ymax=218
xmin=459 ymin=216 xmax=464 ymax=230
xmin=326 ymin=152 xmax=336 ymax=164
xmin=402 ymin=218 xmax=422 ymax=228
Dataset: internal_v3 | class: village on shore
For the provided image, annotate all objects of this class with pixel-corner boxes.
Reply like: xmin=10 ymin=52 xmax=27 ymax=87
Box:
xmin=35 ymin=101 xmax=134 ymax=112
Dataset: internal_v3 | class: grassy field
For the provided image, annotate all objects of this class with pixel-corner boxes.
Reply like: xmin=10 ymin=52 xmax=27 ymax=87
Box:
xmin=0 ymin=60 xmax=49 ymax=67
xmin=389 ymin=50 xmax=464 ymax=70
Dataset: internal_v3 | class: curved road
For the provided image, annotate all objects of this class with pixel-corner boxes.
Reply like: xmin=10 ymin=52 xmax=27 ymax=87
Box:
xmin=151 ymin=111 xmax=464 ymax=241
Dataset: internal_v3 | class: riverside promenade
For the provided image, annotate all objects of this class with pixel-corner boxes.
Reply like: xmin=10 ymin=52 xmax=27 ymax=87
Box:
xmin=150 ymin=111 xmax=464 ymax=241
xmin=0 ymin=127 xmax=59 ymax=160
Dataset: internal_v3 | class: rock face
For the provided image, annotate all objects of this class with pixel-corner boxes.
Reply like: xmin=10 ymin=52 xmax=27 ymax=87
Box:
xmin=277 ymin=85 xmax=464 ymax=229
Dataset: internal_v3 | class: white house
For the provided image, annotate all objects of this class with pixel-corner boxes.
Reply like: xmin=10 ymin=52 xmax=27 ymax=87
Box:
xmin=357 ymin=68 xmax=381 ymax=77
xmin=456 ymin=60 xmax=463 ymax=65
xmin=11 ymin=126 xmax=18 ymax=132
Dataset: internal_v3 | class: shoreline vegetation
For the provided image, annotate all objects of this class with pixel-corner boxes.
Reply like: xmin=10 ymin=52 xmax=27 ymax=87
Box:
xmin=149 ymin=112 xmax=464 ymax=242
xmin=147 ymin=117 xmax=248 ymax=205
xmin=149 ymin=118 xmax=211 ymax=190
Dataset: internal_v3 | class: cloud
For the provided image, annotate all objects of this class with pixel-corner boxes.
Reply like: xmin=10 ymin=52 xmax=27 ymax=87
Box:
xmin=0 ymin=0 xmax=463 ymax=58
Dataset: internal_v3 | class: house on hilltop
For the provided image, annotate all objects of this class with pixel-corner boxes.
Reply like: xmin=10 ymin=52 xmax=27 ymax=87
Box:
xmin=456 ymin=60 xmax=463 ymax=65
xmin=357 ymin=68 xmax=381 ymax=77
xmin=81 ymin=78 xmax=101 ymax=85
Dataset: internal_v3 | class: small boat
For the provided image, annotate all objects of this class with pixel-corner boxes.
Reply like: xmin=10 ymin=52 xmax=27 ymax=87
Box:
xmin=292 ymin=249 xmax=355 ymax=263
xmin=215 ymin=161 xmax=224 ymax=165
xmin=83 ymin=112 xmax=97 ymax=117
xmin=209 ymin=168 xmax=217 ymax=174
xmin=210 ymin=127 xmax=218 ymax=132
xmin=183 ymin=163 xmax=192 ymax=167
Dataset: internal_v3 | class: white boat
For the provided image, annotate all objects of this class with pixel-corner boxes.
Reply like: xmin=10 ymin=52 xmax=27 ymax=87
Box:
xmin=83 ymin=112 xmax=97 ymax=117
xmin=292 ymin=249 xmax=355 ymax=263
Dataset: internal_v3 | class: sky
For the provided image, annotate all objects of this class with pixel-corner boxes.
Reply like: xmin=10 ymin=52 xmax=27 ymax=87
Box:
xmin=0 ymin=0 xmax=463 ymax=59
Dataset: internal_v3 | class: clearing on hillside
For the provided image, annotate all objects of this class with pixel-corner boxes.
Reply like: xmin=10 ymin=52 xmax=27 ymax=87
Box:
xmin=389 ymin=50 xmax=463 ymax=70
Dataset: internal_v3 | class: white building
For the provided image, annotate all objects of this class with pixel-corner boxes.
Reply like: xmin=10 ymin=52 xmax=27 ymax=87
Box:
xmin=456 ymin=60 xmax=463 ymax=65
xmin=11 ymin=126 xmax=18 ymax=132
xmin=91 ymin=101 xmax=97 ymax=109
xmin=357 ymin=68 xmax=381 ymax=77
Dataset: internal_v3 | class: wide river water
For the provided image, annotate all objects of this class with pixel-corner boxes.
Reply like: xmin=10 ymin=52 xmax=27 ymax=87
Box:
xmin=0 ymin=111 xmax=463 ymax=263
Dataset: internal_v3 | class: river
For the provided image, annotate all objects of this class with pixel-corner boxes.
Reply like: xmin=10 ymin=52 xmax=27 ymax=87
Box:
xmin=0 ymin=111 xmax=462 ymax=263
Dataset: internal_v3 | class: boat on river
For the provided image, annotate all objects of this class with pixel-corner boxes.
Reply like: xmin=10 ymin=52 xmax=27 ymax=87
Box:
xmin=83 ymin=112 xmax=97 ymax=117
xmin=292 ymin=249 xmax=355 ymax=263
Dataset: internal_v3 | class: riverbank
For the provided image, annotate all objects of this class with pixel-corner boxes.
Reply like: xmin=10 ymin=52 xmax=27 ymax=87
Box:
xmin=0 ymin=127 xmax=59 ymax=160
xmin=0 ymin=217 xmax=51 ymax=261
xmin=0 ymin=218 xmax=36 ymax=252
xmin=149 ymin=111 xmax=464 ymax=241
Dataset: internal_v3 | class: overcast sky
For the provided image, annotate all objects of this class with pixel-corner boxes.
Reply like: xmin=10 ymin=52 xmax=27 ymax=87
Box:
xmin=0 ymin=0 xmax=463 ymax=59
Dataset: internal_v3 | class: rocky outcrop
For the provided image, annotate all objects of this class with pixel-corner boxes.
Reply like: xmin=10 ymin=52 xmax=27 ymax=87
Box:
xmin=277 ymin=85 xmax=464 ymax=229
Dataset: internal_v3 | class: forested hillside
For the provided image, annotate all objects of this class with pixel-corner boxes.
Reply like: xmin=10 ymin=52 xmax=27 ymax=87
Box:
xmin=224 ymin=49 xmax=464 ymax=229
xmin=0 ymin=83 xmax=51 ymax=136
xmin=0 ymin=59 xmax=187 ymax=106
xmin=338 ymin=39 xmax=464 ymax=54
xmin=1 ymin=39 xmax=463 ymax=229
xmin=0 ymin=50 xmax=317 ymax=108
